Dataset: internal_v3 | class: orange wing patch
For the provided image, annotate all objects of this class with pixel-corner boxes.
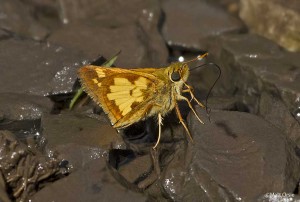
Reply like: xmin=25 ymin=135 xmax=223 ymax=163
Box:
xmin=78 ymin=66 xmax=155 ymax=127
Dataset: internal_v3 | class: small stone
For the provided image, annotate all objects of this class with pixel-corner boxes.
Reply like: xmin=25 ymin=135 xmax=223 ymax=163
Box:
xmin=42 ymin=111 xmax=123 ymax=150
xmin=0 ymin=0 xmax=49 ymax=40
xmin=209 ymin=34 xmax=300 ymax=142
xmin=0 ymin=38 xmax=87 ymax=96
xmin=29 ymin=157 xmax=146 ymax=202
xmin=162 ymin=0 xmax=244 ymax=50
xmin=160 ymin=109 xmax=300 ymax=201
xmin=48 ymin=21 xmax=168 ymax=67
xmin=240 ymin=0 xmax=300 ymax=52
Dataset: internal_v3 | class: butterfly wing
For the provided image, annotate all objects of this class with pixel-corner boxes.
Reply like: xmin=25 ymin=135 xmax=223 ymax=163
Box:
xmin=78 ymin=65 xmax=159 ymax=128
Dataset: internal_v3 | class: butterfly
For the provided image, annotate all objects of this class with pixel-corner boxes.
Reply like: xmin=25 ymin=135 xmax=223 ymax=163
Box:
xmin=78 ymin=53 xmax=208 ymax=149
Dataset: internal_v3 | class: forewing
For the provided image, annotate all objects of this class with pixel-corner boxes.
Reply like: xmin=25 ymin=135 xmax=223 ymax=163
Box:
xmin=78 ymin=65 xmax=158 ymax=127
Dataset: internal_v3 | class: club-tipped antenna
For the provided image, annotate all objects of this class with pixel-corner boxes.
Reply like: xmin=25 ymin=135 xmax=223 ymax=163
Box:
xmin=183 ymin=53 xmax=208 ymax=64
xmin=190 ymin=62 xmax=222 ymax=121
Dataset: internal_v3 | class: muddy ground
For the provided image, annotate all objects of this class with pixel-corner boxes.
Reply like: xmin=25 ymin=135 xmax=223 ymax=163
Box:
xmin=0 ymin=0 xmax=300 ymax=201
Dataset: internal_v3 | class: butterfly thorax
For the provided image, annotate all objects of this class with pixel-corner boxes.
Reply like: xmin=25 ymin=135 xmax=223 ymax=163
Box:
xmin=147 ymin=62 xmax=190 ymax=117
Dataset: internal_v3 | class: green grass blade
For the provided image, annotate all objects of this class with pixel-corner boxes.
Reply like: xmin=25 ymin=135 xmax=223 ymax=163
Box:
xmin=69 ymin=88 xmax=83 ymax=109
xmin=102 ymin=50 xmax=121 ymax=67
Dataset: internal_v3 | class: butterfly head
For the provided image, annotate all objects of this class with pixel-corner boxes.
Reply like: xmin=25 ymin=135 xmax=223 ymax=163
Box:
xmin=168 ymin=53 xmax=208 ymax=84
xmin=168 ymin=62 xmax=189 ymax=83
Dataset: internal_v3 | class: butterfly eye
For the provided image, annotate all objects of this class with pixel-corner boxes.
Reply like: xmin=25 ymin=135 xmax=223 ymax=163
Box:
xmin=171 ymin=71 xmax=181 ymax=82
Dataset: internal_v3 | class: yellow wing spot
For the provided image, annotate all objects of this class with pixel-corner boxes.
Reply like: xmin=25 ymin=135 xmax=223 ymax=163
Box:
xmin=92 ymin=78 xmax=101 ymax=87
xmin=131 ymin=88 xmax=143 ymax=97
xmin=95 ymin=69 xmax=106 ymax=78
xmin=106 ymin=77 xmax=150 ymax=116
xmin=136 ymin=96 xmax=143 ymax=102
xmin=114 ymin=78 xmax=132 ymax=85
xmin=122 ymin=105 xmax=132 ymax=116
xmin=110 ymin=85 xmax=134 ymax=92
xmin=110 ymin=78 xmax=135 ymax=92
xmin=118 ymin=97 xmax=135 ymax=116
xmin=107 ymin=91 xmax=130 ymax=100
xmin=119 ymin=98 xmax=135 ymax=111
xmin=134 ymin=77 xmax=148 ymax=87
xmin=114 ymin=97 xmax=131 ymax=106
xmin=92 ymin=78 xmax=98 ymax=83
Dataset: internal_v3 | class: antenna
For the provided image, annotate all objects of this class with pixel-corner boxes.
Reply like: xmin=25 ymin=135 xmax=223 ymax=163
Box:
xmin=183 ymin=53 xmax=208 ymax=64
xmin=190 ymin=62 xmax=222 ymax=121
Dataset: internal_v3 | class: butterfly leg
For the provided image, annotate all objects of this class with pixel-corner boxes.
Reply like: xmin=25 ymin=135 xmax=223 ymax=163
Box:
xmin=153 ymin=113 xmax=163 ymax=149
xmin=177 ymin=95 xmax=204 ymax=124
xmin=137 ymin=114 xmax=162 ymax=188
xmin=182 ymin=84 xmax=195 ymax=102
xmin=182 ymin=84 xmax=205 ymax=108
xmin=175 ymin=102 xmax=194 ymax=142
